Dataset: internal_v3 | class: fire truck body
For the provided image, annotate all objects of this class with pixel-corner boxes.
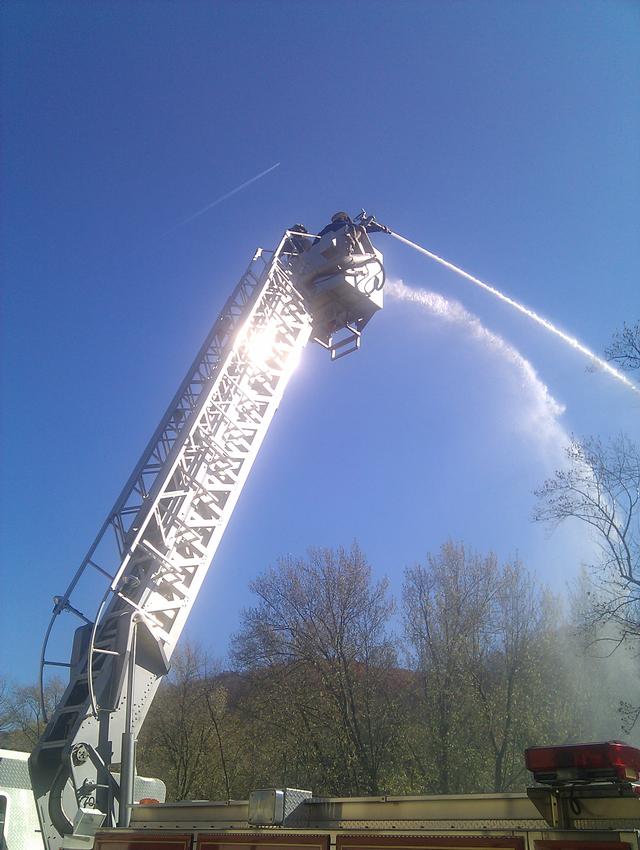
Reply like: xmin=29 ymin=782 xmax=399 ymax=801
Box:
xmin=92 ymin=779 xmax=640 ymax=848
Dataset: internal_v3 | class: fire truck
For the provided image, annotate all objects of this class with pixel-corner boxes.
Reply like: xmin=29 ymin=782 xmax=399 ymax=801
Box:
xmin=2 ymin=213 xmax=638 ymax=848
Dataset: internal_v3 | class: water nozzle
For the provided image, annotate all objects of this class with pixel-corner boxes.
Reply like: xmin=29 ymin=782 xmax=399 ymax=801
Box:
xmin=355 ymin=210 xmax=392 ymax=235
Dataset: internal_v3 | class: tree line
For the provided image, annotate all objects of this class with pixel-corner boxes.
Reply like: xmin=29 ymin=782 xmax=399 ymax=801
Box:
xmin=136 ymin=541 xmax=639 ymax=800
xmin=3 ymin=540 xmax=638 ymax=801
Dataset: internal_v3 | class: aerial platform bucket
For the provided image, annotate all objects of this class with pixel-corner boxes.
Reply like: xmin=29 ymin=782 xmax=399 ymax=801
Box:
xmin=293 ymin=225 xmax=384 ymax=359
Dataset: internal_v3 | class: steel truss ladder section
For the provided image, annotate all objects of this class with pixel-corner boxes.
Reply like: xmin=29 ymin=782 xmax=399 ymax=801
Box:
xmin=30 ymin=237 xmax=313 ymax=849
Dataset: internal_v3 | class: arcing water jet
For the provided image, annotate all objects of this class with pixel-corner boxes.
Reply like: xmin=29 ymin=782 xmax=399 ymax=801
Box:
xmin=387 ymin=279 xmax=568 ymax=455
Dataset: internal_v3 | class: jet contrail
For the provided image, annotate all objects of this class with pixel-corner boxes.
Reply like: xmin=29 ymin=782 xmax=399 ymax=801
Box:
xmin=389 ymin=230 xmax=640 ymax=396
xmin=173 ymin=162 xmax=281 ymax=230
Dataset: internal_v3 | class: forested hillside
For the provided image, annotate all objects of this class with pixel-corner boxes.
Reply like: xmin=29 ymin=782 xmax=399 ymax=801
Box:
xmin=3 ymin=542 xmax=638 ymax=801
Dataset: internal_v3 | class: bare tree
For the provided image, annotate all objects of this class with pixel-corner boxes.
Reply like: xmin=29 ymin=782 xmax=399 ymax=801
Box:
xmin=534 ymin=435 xmax=640 ymax=641
xmin=605 ymin=322 xmax=640 ymax=373
xmin=403 ymin=543 xmax=500 ymax=793
xmin=201 ymin=674 xmax=233 ymax=801
xmin=139 ymin=643 xmax=214 ymax=800
xmin=232 ymin=543 xmax=400 ymax=795
xmin=468 ymin=561 xmax=559 ymax=791
xmin=0 ymin=677 xmax=13 ymax=741
xmin=2 ymin=677 xmax=65 ymax=749
xmin=534 ymin=316 xmax=640 ymax=724
xmin=404 ymin=543 xmax=568 ymax=793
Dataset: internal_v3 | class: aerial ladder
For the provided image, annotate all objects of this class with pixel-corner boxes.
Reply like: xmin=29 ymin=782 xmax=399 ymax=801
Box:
xmin=28 ymin=211 xmax=389 ymax=850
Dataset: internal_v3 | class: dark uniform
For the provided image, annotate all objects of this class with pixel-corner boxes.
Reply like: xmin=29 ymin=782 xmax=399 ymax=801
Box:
xmin=283 ymin=223 xmax=309 ymax=255
xmin=316 ymin=211 xmax=353 ymax=241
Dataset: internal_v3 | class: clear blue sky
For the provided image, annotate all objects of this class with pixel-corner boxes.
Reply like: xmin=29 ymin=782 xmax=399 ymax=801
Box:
xmin=1 ymin=1 xmax=639 ymax=683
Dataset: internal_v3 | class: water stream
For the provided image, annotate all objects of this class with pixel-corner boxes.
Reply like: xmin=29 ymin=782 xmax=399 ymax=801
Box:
xmin=389 ymin=231 xmax=639 ymax=396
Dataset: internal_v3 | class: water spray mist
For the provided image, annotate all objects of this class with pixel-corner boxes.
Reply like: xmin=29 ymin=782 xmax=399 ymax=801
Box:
xmin=387 ymin=279 xmax=568 ymax=457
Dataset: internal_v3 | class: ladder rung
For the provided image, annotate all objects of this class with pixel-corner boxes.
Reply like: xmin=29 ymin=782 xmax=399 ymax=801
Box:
xmin=54 ymin=704 xmax=85 ymax=715
xmin=38 ymin=741 xmax=66 ymax=751
xmin=53 ymin=597 xmax=93 ymax=625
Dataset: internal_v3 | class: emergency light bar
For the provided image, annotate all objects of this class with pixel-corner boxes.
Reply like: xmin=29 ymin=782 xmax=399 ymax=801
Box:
xmin=525 ymin=741 xmax=640 ymax=785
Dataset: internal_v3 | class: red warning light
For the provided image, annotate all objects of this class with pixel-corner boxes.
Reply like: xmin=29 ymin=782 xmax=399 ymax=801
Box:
xmin=525 ymin=741 xmax=640 ymax=784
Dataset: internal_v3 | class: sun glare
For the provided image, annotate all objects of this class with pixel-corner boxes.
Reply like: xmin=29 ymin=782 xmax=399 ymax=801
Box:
xmin=246 ymin=323 xmax=280 ymax=367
